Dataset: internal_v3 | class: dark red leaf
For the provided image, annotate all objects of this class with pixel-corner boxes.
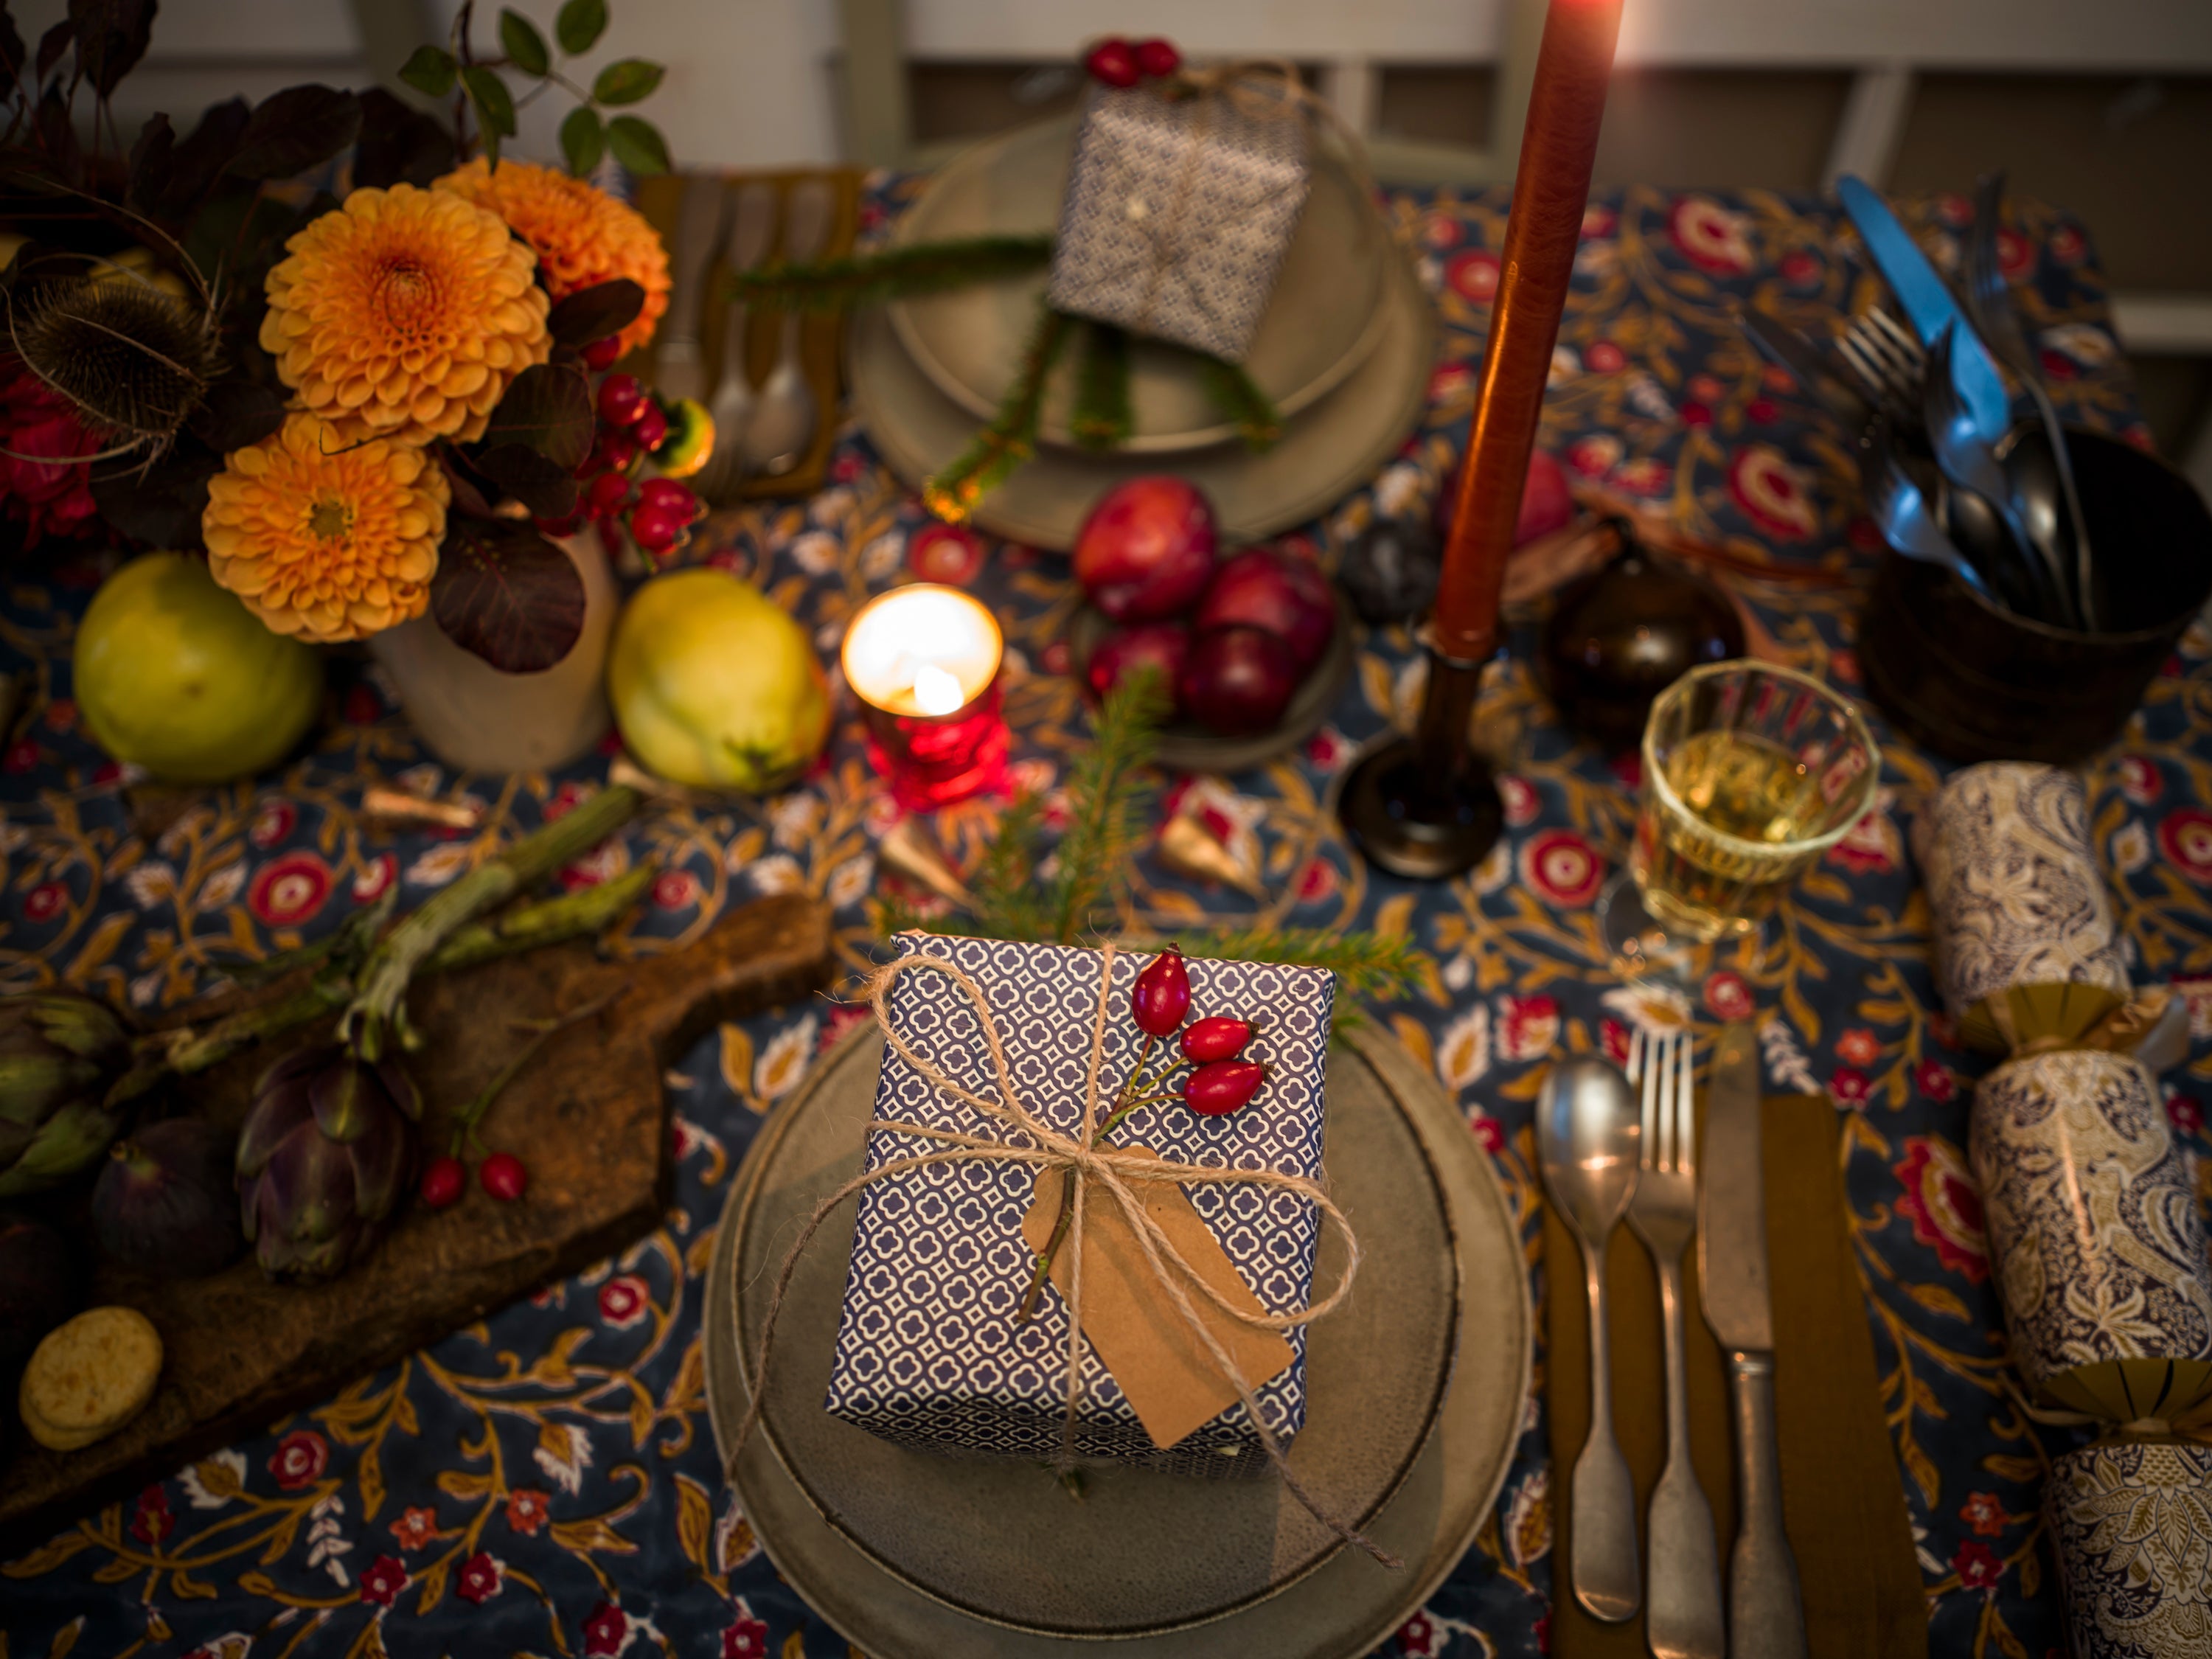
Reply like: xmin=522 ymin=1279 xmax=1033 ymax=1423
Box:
xmin=226 ymin=86 xmax=362 ymax=181
xmin=351 ymin=88 xmax=455 ymax=189
xmin=35 ymin=19 xmax=69 ymax=83
xmin=34 ymin=84 xmax=78 ymax=178
xmin=431 ymin=518 xmax=588 ymax=674
xmin=0 ymin=8 xmax=27 ymax=84
xmin=91 ymin=444 xmax=223 ymax=549
xmin=546 ymin=279 xmax=644 ymax=349
xmin=156 ymin=97 xmax=248 ymax=213
xmin=68 ymin=0 xmax=153 ymax=98
xmin=125 ymin=111 xmax=173 ymax=212
xmin=479 ymin=363 xmax=592 ymax=469
xmin=470 ymin=442 xmax=580 ymax=520
xmin=187 ymin=379 xmax=288 ymax=453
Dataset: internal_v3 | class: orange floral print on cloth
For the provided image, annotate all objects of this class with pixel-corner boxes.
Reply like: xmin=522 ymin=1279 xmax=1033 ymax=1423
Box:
xmin=1 ymin=182 xmax=2198 ymax=1659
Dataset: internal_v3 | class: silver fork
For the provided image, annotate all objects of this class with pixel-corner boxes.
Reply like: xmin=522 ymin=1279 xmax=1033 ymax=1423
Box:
xmin=1627 ymin=1026 xmax=1725 ymax=1659
xmin=1832 ymin=307 xmax=1924 ymax=429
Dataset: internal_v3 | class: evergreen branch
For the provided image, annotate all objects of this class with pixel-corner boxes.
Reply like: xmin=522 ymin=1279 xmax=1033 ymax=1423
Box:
xmin=967 ymin=790 xmax=1049 ymax=940
xmin=1048 ymin=667 xmax=1168 ymax=943
xmin=1193 ymin=927 xmax=1425 ymax=1005
xmin=1192 ymin=352 xmax=1283 ymax=452
xmin=923 ymin=302 xmax=1071 ymax=523
xmin=1071 ymin=321 xmax=1132 ymax=452
xmin=728 ymin=235 xmax=1054 ymax=311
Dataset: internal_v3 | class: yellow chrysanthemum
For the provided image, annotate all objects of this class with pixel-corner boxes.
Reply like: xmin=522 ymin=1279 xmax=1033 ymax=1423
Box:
xmin=260 ymin=183 xmax=551 ymax=447
xmin=204 ymin=414 xmax=451 ymax=644
xmin=434 ymin=158 xmax=670 ymax=356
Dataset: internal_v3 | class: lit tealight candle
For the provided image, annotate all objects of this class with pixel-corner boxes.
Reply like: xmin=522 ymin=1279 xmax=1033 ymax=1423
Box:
xmin=841 ymin=584 xmax=1009 ymax=809
xmin=842 ymin=585 xmax=1003 ymax=719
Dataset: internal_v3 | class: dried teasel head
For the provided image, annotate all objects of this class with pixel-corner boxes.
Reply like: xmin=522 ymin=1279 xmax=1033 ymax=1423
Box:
xmin=4 ymin=262 xmax=220 ymax=461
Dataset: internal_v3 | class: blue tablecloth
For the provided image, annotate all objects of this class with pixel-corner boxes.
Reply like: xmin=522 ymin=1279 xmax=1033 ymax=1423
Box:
xmin=4 ymin=177 xmax=2199 ymax=1659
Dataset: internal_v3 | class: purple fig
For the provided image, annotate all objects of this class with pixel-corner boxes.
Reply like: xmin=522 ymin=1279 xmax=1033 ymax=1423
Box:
xmin=93 ymin=1117 xmax=243 ymax=1279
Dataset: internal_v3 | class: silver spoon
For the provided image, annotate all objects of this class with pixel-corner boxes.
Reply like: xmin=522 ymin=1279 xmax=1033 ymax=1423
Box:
xmin=739 ymin=179 xmax=836 ymax=477
xmin=695 ymin=182 xmax=779 ymax=500
xmin=1537 ymin=1057 xmax=1643 ymax=1624
xmin=1923 ymin=326 xmax=2078 ymax=628
xmin=1860 ymin=426 xmax=2001 ymax=605
xmin=1963 ymin=171 xmax=2099 ymax=632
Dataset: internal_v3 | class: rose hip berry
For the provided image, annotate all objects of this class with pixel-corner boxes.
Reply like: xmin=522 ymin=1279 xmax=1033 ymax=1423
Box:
xmin=420 ymin=1155 xmax=466 ymax=1209
xmin=1085 ymin=38 xmax=1140 ymax=87
xmin=584 ymin=428 xmax=638 ymax=479
xmin=581 ymin=335 xmax=622 ymax=371
xmin=636 ymin=478 xmax=698 ymax=521
xmin=627 ymin=504 xmax=683 ymax=553
xmin=633 ymin=401 xmax=669 ymax=451
xmin=1184 ymin=1058 xmax=1267 ymax=1116
xmin=1134 ymin=38 xmax=1180 ymax=77
xmin=1130 ymin=945 xmax=1192 ymax=1036
xmin=597 ymin=373 xmax=647 ymax=427
xmin=480 ymin=1152 xmax=529 ymax=1201
xmin=585 ymin=470 xmax=633 ymax=521
xmin=1180 ymin=1016 xmax=1255 ymax=1062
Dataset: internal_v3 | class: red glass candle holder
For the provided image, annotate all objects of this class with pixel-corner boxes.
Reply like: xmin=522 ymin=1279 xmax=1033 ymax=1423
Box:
xmin=842 ymin=585 xmax=1009 ymax=810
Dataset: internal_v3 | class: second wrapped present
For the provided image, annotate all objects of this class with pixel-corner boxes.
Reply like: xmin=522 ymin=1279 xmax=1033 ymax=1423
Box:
xmin=824 ymin=933 xmax=1336 ymax=1475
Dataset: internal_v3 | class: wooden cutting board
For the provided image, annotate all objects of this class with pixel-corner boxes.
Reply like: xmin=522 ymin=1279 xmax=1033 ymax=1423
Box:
xmin=0 ymin=892 xmax=834 ymax=1554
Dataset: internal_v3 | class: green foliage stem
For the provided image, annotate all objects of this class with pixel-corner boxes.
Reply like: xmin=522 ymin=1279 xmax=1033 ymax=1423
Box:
xmin=728 ymin=236 xmax=1055 ymax=311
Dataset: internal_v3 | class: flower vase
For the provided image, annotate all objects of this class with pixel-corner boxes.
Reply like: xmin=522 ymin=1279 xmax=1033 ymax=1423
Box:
xmin=367 ymin=531 xmax=617 ymax=775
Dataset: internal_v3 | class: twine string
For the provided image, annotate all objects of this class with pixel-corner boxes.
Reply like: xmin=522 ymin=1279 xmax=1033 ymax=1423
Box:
xmin=726 ymin=942 xmax=1394 ymax=1567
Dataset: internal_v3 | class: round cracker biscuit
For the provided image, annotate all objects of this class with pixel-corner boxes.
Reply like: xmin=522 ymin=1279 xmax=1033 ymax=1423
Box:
xmin=20 ymin=1305 xmax=162 ymax=1450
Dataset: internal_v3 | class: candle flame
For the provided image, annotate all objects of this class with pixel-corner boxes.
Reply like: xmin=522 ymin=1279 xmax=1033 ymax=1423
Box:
xmin=913 ymin=662 xmax=964 ymax=717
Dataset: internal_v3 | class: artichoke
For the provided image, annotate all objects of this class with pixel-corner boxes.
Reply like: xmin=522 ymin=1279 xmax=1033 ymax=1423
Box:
xmin=236 ymin=1044 xmax=420 ymax=1284
xmin=0 ymin=992 xmax=133 ymax=1197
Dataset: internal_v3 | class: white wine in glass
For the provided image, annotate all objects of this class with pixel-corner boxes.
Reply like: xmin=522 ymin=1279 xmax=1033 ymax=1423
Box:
xmin=1601 ymin=661 xmax=1879 ymax=960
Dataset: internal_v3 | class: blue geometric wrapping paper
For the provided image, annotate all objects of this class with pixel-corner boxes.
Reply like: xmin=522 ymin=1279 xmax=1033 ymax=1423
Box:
xmin=824 ymin=933 xmax=1334 ymax=1475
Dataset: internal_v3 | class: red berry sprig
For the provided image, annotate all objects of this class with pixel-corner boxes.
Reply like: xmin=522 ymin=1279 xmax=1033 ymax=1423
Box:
xmin=1084 ymin=35 xmax=1180 ymax=88
xmin=479 ymin=1152 xmax=529 ymax=1202
xmin=420 ymin=1154 xmax=466 ymax=1209
xmin=1016 ymin=944 xmax=1270 ymax=1320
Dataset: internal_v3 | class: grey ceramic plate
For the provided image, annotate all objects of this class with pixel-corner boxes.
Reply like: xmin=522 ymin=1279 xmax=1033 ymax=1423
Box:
xmin=852 ymin=241 xmax=1435 ymax=553
xmin=704 ymin=1022 xmax=1530 ymax=1655
xmin=1065 ymin=592 xmax=1357 ymax=774
xmin=888 ymin=111 xmax=1389 ymax=455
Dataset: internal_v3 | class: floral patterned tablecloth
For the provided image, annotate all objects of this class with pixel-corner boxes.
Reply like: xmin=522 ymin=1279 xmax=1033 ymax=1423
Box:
xmin=4 ymin=178 xmax=2206 ymax=1659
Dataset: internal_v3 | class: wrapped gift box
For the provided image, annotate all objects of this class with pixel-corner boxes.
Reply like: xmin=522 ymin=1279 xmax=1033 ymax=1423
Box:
xmin=1047 ymin=81 xmax=1310 ymax=364
xmin=824 ymin=933 xmax=1334 ymax=1475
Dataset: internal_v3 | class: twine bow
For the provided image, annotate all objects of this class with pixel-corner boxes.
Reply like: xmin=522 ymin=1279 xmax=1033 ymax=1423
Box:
xmin=726 ymin=942 xmax=1396 ymax=1568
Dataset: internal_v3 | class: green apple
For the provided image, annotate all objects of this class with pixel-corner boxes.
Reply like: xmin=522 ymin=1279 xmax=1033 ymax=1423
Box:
xmin=607 ymin=568 xmax=830 ymax=790
xmin=74 ymin=553 xmax=323 ymax=783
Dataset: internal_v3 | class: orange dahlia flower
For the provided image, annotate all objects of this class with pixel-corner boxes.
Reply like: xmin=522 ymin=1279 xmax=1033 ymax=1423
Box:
xmin=434 ymin=158 xmax=670 ymax=356
xmin=204 ymin=414 xmax=451 ymax=643
xmin=260 ymin=184 xmax=551 ymax=447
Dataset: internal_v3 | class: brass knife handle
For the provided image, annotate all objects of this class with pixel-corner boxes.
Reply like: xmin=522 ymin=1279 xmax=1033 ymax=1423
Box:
xmin=1725 ymin=1350 xmax=1807 ymax=1659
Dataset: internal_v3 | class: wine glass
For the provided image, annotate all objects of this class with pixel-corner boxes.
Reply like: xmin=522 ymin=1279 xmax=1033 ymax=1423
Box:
xmin=1597 ymin=659 xmax=1880 ymax=976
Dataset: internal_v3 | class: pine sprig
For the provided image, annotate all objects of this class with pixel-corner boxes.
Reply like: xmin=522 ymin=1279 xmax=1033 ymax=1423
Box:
xmin=1071 ymin=321 xmax=1133 ymax=452
xmin=1046 ymin=668 xmax=1169 ymax=942
xmin=1192 ymin=352 xmax=1283 ymax=452
xmin=923 ymin=300 xmax=1071 ymax=523
xmin=1193 ymin=927 xmax=1424 ymax=1004
xmin=728 ymin=235 xmax=1054 ymax=311
xmin=967 ymin=790 xmax=1050 ymax=940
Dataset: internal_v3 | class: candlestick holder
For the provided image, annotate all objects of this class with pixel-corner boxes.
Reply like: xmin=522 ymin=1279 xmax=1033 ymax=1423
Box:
xmin=1338 ymin=647 xmax=1504 ymax=880
xmin=842 ymin=585 xmax=1009 ymax=811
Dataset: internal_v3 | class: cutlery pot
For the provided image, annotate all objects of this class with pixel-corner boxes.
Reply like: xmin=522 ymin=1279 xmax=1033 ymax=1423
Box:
xmin=1860 ymin=428 xmax=2212 ymax=763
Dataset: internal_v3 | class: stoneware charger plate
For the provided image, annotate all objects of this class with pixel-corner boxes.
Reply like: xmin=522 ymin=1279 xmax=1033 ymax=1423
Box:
xmin=704 ymin=1020 xmax=1530 ymax=1657
xmin=851 ymin=240 xmax=1435 ymax=552
xmin=1063 ymin=592 xmax=1357 ymax=773
xmin=888 ymin=109 xmax=1391 ymax=456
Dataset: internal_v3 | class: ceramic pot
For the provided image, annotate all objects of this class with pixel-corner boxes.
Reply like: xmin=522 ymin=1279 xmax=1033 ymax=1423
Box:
xmin=368 ymin=532 xmax=616 ymax=774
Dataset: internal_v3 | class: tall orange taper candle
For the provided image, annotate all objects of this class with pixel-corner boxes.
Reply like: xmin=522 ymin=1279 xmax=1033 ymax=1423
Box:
xmin=1433 ymin=0 xmax=1623 ymax=663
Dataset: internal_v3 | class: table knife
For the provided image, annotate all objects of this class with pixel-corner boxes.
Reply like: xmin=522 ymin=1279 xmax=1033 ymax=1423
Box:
xmin=1834 ymin=174 xmax=2009 ymax=443
xmin=1697 ymin=1021 xmax=1808 ymax=1659
xmin=653 ymin=175 xmax=731 ymax=405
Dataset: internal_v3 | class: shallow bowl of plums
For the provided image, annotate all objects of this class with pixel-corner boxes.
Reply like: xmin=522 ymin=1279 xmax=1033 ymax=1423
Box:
xmin=1063 ymin=476 xmax=1356 ymax=771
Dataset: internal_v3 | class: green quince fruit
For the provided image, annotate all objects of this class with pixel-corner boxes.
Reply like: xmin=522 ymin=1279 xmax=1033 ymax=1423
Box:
xmin=74 ymin=553 xmax=323 ymax=784
xmin=607 ymin=568 xmax=830 ymax=791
